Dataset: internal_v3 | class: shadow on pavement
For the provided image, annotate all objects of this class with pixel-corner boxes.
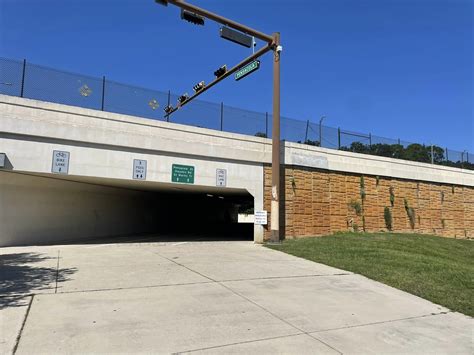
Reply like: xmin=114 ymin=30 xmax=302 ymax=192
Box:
xmin=0 ymin=252 xmax=76 ymax=309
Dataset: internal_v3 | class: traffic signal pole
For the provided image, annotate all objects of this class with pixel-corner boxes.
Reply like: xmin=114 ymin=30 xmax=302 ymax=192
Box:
xmin=167 ymin=44 xmax=273 ymax=113
xmin=156 ymin=0 xmax=282 ymax=243
xmin=271 ymin=32 xmax=281 ymax=242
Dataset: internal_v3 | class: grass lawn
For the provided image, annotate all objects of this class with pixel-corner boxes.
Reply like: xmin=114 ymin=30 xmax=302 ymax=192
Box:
xmin=266 ymin=232 xmax=473 ymax=317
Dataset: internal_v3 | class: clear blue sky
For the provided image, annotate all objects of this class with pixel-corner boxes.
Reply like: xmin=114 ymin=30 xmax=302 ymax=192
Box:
xmin=1 ymin=0 xmax=472 ymax=151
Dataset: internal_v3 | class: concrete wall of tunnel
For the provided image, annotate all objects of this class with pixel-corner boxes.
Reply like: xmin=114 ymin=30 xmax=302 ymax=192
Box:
xmin=0 ymin=171 xmax=260 ymax=247
xmin=0 ymin=171 xmax=159 ymax=246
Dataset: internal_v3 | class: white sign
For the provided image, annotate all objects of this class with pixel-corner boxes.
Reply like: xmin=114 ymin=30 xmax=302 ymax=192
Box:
xmin=52 ymin=150 xmax=70 ymax=174
xmin=254 ymin=210 xmax=268 ymax=225
xmin=216 ymin=168 xmax=227 ymax=187
xmin=133 ymin=159 xmax=147 ymax=180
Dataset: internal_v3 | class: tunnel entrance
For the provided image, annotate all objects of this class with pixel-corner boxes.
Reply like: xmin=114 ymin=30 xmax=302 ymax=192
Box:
xmin=145 ymin=189 xmax=254 ymax=241
xmin=0 ymin=171 xmax=256 ymax=247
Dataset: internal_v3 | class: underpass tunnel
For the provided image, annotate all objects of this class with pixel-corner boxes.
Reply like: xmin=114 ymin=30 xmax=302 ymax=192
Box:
xmin=145 ymin=190 xmax=254 ymax=240
xmin=0 ymin=170 xmax=255 ymax=247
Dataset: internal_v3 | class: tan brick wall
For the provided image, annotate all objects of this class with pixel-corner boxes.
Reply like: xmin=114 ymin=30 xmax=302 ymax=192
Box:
xmin=263 ymin=166 xmax=474 ymax=241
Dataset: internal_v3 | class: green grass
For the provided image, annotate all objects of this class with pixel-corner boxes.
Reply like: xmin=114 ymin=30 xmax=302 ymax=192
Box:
xmin=266 ymin=232 xmax=474 ymax=317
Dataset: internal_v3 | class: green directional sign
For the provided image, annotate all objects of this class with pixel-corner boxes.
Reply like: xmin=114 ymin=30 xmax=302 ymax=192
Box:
xmin=235 ymin=60 xmax=260 ymax=81
xmin=172 ymin=164 xmax=195 ymax=184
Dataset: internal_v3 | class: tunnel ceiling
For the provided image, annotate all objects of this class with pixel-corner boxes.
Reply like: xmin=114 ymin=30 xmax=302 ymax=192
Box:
xmin=24 ymin=172 xmax=251 ymax=198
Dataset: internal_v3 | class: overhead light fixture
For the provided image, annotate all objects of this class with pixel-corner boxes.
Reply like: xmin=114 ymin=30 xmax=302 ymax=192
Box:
xmin=214 ymin=65 xmax=227 ymax=78
xmin=181 ymin=10 xmax=205 ymax=25
xmin=164 ymin=105 xmax=173 ymax=114
xmin=193 ymin=81 xmax=205 ymax=92
xmin=206 ymin=194 xmax=214 ymax=198
xmin=178 ymin=93 xmax=189 ymax=104
xmin=218 ymin=196 xmax=224 ymax=199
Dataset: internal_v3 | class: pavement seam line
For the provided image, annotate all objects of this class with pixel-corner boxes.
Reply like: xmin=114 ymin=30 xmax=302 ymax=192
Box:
xmin=218 ymin=272 xmax=352 ymax=283
xmin=176 ymin=332 xmax=307 ymax=354
xmin=12 ymin=294 xmax=34 ymax=355
xmin=54 ymin=250 xmax=60 ymax=293
xmin=309 ymin=311 xmax=452 ymax=334
xmin=153 ymin=249 xmax=345 ymax=354
xmin=216 ymin=282 xmax=344 ymax=355
xmin=40 ymin=280 xmax=216 ymax=296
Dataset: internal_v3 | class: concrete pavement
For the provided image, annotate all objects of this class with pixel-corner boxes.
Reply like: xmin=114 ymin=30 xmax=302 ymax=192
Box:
xmin=1 ymin=240 xmax=472 ymax=354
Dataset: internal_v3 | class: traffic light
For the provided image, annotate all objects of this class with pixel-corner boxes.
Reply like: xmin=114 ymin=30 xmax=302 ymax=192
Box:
xmin=164 ymin=105 xmax=173 ymax=114
xmin=178 ymin=93 xmax=189 ymax=104
xmin=193 ymin=81 xmax=205 ymax=92
xmin=214 ymin=65 xmax=227 ymax=78
xmin=181 ymin=10 xmax=205 ymax=25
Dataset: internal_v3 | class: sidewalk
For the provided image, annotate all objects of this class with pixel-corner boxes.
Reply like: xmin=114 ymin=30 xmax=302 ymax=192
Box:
xmin=1 ymin=240 xmax=472 ymax=354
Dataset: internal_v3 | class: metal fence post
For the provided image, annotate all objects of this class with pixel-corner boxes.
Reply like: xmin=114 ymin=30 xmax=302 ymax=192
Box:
xmin=20 ymin=59 xmax=26 ymax=98
xmin=265 ymin=112 xmax=268 ymax=138
xmin=338 ymin=127 xmax=341 ymax=149
xmin=101 ymin=76 xmax=106 ymax=111
xmin=220 ymin=102 xmax=224 ymax=131
xmin=445 ymin=148 xmax=449 ymax=162
xmin=304 ymin=120 xmax=309 ymax=143
xmin=166 ymin=90 xmax=171 ymax=122
xmin=369 ymin=133 xmax=372 ymax=148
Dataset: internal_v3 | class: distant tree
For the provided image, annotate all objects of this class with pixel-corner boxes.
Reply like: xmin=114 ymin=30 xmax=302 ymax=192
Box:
xmin=304 ymin=139 xmax=320 ymax=146
xmin=336 ymin=141 xmax=472 ymax=171
xmin=403 ymin=144 xmax=431 ymax=163
xmin=430 ymin=145 xmax=445 ymax=164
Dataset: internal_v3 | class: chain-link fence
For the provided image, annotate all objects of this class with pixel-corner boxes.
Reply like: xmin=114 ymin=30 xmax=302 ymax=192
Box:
xmin=1 ymin=57 xmax=472 ymax=170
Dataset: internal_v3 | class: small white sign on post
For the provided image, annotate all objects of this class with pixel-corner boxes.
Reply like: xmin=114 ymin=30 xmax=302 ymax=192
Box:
xmin=133 ymin=159 xmax=147 ymax=180
xmin=52 ymin=150 xmax=70 ymax=174
xmin=254 ymin=210 xmax=268 ymax=225
xmin=216 ymin=168 xmax=227 ymax=187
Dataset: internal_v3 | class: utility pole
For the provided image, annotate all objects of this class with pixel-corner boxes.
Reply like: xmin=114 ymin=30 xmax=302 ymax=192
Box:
xmin=154 ymin=0 xmax=282 ymax=243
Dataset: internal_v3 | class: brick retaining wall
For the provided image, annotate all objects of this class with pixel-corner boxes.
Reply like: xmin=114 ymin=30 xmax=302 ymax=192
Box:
xmin=264 ymin=166 xmax=474 ymax=240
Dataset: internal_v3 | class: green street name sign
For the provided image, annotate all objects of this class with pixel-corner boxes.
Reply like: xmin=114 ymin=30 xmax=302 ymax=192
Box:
xmin=172 ymin=164 xmax=195 ymax=184
xmin=235 ymin=60 xmax=260 ymax=81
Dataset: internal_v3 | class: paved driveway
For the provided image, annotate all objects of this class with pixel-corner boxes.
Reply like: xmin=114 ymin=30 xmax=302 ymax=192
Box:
xmin=1 ymin=240 xmax=472 ymax=354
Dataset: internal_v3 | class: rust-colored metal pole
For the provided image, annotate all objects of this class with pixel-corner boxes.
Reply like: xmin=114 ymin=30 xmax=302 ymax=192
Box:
xmin=271 ymin=32 xmax=281 ymax=243
xmin=169 ymin=44 xmax=273 ymax=114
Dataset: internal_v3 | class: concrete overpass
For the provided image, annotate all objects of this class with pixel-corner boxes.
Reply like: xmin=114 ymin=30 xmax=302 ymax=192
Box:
xmin=1 ymin=94 xmax=473 ymax=246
